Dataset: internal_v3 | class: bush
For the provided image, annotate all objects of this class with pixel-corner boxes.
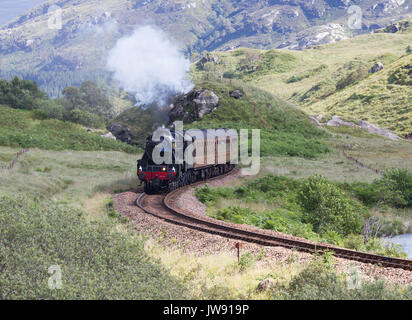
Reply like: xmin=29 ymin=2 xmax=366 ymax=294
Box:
xmin=336 ymin=66 xmax=368 ymax=90
xmin=195 ymin=185 xmax=234 ymax=206
xmin=0 ymin=77 xmax=46 ymax=110
xmin=298 ymin=175 xmax=366 ymax=236
xmin=346 ymin=168 xmax=412 ymax=208
xmin=380 ymin=168 xmax=412 ymax=208
xmin=388 ymin=64 xmax=412 ymax=86
xmin=276 ymin=253 xmax=412 ymax=300
xmin=34 ymin=100 xmax=65 ymax=120
xmin=0 ymin=196 xmax=185 ymax=299
xmin=65 ymin=108 xmax=105 ymax=129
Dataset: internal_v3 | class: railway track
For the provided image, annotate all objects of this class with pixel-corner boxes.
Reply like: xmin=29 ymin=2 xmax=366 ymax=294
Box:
xmin=136 ymin=169 xmax=412 ymax=271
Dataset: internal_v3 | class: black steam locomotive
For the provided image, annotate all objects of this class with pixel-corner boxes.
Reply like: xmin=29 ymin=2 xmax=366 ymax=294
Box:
xmin=137 ymin=129 xmax=238 ymax=193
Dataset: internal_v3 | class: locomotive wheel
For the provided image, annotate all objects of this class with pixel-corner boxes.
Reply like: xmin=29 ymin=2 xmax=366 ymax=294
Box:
xmin=191 ymin=171 xmax=197 ymax=183
xmin=144 ymin=182 xmax=152 ymax=194
xmin=185 ymin=172 xmax=192 ymax=186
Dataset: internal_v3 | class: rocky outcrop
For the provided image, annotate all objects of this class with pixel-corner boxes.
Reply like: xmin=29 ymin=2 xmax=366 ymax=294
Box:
xmin=358 ymin=120 xmax=400 ymax=140
xmin=107 ymin=123 xmax=135 ymax=144
xmin=169 ymin=88 xmax=220 ymax=123
xmin=326 ymin=115 xmax=358 ymax=127
xmin=316 ymin=115 xmax=401 ymax=140
xmin=229 ymin=89 xmax=243 ymax=99
xmin=369 ymin=62 xmax=384 ymax=73
xmin=257 ymin=279 xmax=275 ymax=292
xmin=100 ymin=132 xmax=116 ymax=140
xmin=309 ymin=116 xmax=322 ymax=126
xmin=291 ymin=23 xmax=348 ymax=50
xmin=375 ymin=18 xmax=412 ymax=34
xmin=197 ymin=53 xmax=220 ymax=66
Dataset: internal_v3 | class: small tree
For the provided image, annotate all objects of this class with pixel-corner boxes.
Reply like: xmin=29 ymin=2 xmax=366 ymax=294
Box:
xmin=298 ymin=175 xmax=366 ymax=236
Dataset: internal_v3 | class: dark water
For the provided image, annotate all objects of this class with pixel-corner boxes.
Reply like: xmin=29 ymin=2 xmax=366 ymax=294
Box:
xmin=0 ymin=0 xmax=45 ymax=27
xmin=386 ymin=234 xmax=412 ymax=258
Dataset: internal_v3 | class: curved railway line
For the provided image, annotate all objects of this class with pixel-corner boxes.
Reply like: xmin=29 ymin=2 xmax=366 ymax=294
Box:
xmin=136 ymin=169 xmax=412 ymax=271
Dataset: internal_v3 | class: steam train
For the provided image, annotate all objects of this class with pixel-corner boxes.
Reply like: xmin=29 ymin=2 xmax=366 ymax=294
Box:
xmin=137 ymin=129 xmax=238 ymax=193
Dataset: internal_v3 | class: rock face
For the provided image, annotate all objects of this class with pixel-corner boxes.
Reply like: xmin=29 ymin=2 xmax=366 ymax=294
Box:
xmin=257 ymin=279 xmax=275 ymax=292
xmin=108 ymin=123 xmax=135 ymax=144
xmin=289 ymin=23 xmax=348 ymax=49
xmin=358 ymin=120 xmax=400 ymax=140
xmin=197 ymin=53 xmax=220 ymax=66
xmin=369 ymin=62 xmax=384 ymax=73
xmin=319 ymin=115 xmax=401 ymax=140
xmin=100 ymin=132 xmax=116 ymax=140
xmin=326 ymin=115 xmax=358 ymax=127
xmin=229 ymin=89 xmax=243 ymax=99
xmin=169 ymin=88 xmax=220 ymax=123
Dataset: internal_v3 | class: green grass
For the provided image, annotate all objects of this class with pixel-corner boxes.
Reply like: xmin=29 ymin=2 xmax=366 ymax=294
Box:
xmin=195 ymin=173 xmax=407 ymax=258
xmin=185 ymin=79 xmax=330 ymax=158
xmin=112 ymin=78 xmax=330 ymax=158
xmin=0 ymin=104 xmax=141 ymax=153
xmin=274 ymin=253 xmax=412 ymax=300
xmin=0 ymin=196 xmax=185 ymax=299
xmin=191 ymin=20 xmax=412 ymax=136
xmin=0 ymin=147 xmax=189 ymax=299
xmin=0 ymin=147 xmax=140 ymax=203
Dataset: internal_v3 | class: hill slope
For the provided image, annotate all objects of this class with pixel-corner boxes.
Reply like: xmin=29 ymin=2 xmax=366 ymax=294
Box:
xmin=0 ymin=0 xmax=410 ymax=96
xmin=0 ymin=104 xmax=139 ymax=153
xmin=192 ymin=19 xmax=412 ymax=136
xmin=110 ymin=79 xmax=330 ymax=158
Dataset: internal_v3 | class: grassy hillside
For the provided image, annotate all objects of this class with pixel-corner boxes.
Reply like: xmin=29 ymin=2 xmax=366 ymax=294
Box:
xmin=112 ymin=79 xmax=330 ymax=158
xmin=0 ymin=104 xmax=140 ymax=153
xmin=0 ymin=0 xmax=410 ymax=96
xmin=306 ymin=54 xmax=411 ymax=135
xmin=0 ymin=145 xmax=189 ymax=299
xmin=192 ymin=19 xmax=412 ymax=136
xmin=2 ymin=143 xmax=412 ymax=299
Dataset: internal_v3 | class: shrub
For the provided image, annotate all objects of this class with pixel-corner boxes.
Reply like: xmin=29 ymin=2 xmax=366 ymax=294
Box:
xmin=380 ymin=168 xmax=412 ymax=207
xmin=388 ymin=64 xmax=412 ymax=86
xmin=65 ymin=108 xmax=105 ymax=129
xmin=195 ymin=185 xmax=234 ymax=206
xmin=0 ymin=196 xmax=185 ymax=299
xmin=298 ymin=175 xmax=366 ymax=236
xmin=343 ymin=168 xmax=412 ymax=209
xmin=336 ymin=66 xmax=368 ymax=90
xmin=0 ymin=77 xmax=46 ymax=110
xmin=275 ymin=253 xmax=412 ymax=300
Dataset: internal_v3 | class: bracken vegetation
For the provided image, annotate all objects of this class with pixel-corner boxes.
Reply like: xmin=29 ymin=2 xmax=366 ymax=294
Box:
xmin=0 ymin=104 xmax=140 ymax=153
xmin=186 ymin=80 xmax=330 ymax=158
xmin=196 ymin=173 xmax=408 ymax=257
xmin=274 ymin=253 xmax=412 ymax=300
xmin=0 ymin=196 xmax=185 ymax=299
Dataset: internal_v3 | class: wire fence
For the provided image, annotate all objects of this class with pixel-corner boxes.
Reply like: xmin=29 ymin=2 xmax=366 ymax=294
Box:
xmin=1 ymin=149 xmax=29 ymax=171
xmin=339 ymin=145 xmax=382 ymax=175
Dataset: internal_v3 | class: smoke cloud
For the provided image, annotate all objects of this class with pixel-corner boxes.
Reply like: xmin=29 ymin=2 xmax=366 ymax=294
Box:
xmin=107 ymin=25 xmax=194 ymax=108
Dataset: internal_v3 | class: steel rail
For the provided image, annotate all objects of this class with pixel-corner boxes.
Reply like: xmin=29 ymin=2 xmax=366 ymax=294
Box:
xmin=136 ymin=169 xmax=412 ymax=271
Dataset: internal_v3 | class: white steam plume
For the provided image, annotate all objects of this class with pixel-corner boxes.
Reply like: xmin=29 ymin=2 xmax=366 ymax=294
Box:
xmin=107 ymin=25 xmax=194 ymax=108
